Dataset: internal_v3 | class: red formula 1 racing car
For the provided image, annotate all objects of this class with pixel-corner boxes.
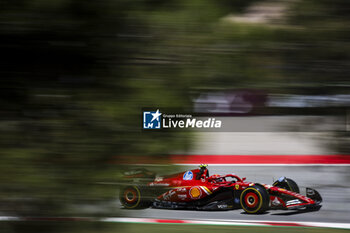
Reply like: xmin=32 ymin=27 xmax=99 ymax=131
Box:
xmin=119 ymin=165 xmax=322 ymax=214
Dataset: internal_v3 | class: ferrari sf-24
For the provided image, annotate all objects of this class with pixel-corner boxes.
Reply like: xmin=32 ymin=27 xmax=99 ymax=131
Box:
xmin=119 ymin=165 xmax=322 ymax=214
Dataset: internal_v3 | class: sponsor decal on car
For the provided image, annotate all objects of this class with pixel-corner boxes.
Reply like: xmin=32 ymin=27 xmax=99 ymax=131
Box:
xmin=177 ymin=187 xmax=187 ymax=193
xmin=154 ymin=177 xmax=163 ymax=182
xmin=183 ymin=171 xmax=193 ymax=180
xmin=163 ymin=190 xmax=176 ymax=201
xmin=178 ymin=194 xmax=187 ymax=200
xmin=149 ymin=183 xmax=169 ymax=186
xmin=286 ymin=199 xmax=302 ymax=206
xmin=189 ymin=187 xmax=202 ymax=199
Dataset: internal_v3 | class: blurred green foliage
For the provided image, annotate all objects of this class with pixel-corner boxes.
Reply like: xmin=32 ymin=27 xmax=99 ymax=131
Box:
xmin=0 ymin=0 xmax=349 ymax=224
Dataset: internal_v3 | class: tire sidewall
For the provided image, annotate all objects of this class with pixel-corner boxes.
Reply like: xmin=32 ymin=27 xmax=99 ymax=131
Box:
xmin=286 ymin=178 xmax=300 ymax=193
xmin=120 ymin=186 xmax=142 ymax=209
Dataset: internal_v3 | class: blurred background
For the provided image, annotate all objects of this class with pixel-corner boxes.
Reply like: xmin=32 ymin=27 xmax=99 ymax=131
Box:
xmin=0 ymin=0 xmax=349 ymax=232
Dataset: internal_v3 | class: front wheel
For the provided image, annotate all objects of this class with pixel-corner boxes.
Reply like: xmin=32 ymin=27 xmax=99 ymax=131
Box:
xmin=240 ymin=185 xmax=269 ymax=214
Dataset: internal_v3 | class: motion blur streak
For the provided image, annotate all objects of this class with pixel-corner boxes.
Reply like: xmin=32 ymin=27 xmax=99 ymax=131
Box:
xmin=0 ymin=0 xmax=350 ymax=233
xmin=170 ymin=155 xmax=350 ymax=165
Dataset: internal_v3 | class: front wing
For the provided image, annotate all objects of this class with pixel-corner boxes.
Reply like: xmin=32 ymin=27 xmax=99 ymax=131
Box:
xmin=269 ymin=186 xmax=322 ymax=210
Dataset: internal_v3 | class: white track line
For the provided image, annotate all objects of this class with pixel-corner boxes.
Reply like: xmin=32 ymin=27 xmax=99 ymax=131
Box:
xmin=1 ymin=216 xmax=350 ymax=229
xmin=99 ymin=217 xmax=350 ymax=229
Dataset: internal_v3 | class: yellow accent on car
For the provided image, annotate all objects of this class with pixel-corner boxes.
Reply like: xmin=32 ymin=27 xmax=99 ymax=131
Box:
xmin=201 ymin=186 xmax=212 ymax=195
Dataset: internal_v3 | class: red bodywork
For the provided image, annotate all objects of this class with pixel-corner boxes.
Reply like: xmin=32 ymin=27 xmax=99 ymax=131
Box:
xmin=148 ymin=168 xmax=318 ymax=209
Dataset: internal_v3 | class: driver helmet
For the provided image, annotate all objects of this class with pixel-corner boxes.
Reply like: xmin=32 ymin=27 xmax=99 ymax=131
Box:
xmin=210 ymin=174 xmax=223 ymax=182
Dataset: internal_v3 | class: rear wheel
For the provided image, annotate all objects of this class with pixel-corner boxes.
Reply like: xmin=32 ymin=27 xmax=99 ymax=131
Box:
xmin=240 ymin=185 xmax=269 ymax=214
xmin=119 ymin=186 xmax=150 ymax=209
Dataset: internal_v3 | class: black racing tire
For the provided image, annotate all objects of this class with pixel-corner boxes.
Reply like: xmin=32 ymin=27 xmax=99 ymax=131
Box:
xmin=119 ymin=186 xmax=151 ymax=209
xmin=240 ymin=185 xmax=269 ymax=214
xmin=285 ymin=178 xmax=300 ymax=193
xmin=274 ymin=178 xmax=300 ymax=193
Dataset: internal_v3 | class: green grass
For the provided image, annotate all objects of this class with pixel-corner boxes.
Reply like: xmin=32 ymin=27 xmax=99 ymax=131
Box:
xmin=1 ymin=222 xmax=349 ymax=233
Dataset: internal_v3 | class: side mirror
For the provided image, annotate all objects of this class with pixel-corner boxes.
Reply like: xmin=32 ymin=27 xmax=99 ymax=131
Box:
xmin=242 ymin=177 xmax=246 ymax=181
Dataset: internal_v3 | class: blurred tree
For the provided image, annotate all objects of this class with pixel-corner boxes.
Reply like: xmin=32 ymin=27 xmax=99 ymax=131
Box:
xmin=1 ymin=0 xmax=268 ymax=220
xmin=0 ymin=0 xmax=193 ymax=218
